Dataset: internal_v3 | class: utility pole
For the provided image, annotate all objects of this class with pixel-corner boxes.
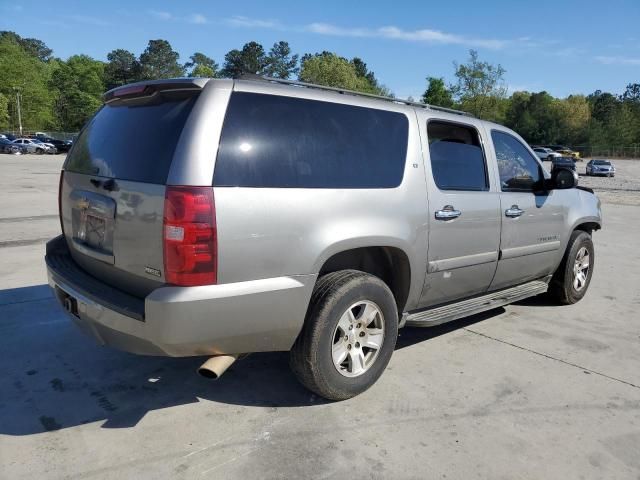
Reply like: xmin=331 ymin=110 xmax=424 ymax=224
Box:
xmin=13 ymin=87 xmax=23 ymax=136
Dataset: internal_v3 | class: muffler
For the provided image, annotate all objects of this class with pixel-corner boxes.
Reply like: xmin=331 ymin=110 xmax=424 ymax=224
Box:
xmin=197 ymin=355 xmax=238 ymax=379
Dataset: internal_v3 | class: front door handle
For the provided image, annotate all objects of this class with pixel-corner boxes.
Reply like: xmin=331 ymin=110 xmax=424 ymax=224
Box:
xmin=435 ymin=205 xmax=462 ymax=220
xmin=505 ymin=205 xmax=525 ymax=217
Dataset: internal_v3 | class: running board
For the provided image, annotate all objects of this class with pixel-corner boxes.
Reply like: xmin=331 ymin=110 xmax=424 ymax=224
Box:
xmin=405 ymin=280 xmax=549 ymax=327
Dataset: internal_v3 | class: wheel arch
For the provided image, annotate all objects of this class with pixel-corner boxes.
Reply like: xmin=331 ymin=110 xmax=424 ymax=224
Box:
xmin=317 ymin=246 xmax=412 ymax=314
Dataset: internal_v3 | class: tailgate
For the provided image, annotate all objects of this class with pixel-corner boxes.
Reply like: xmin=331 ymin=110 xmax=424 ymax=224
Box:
xmin=60 ymin=89 xmax=199 ymax=297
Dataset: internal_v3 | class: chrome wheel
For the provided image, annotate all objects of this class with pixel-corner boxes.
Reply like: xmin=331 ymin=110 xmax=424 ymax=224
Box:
xmin=331 ymin=300 xmax=385 ymax=378
xmin=573 ymin=247 xmax=590 ymax=291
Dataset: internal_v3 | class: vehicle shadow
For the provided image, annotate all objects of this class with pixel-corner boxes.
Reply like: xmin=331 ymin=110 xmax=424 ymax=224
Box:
xmin=0 ymin=284 xmax=502 ymax=435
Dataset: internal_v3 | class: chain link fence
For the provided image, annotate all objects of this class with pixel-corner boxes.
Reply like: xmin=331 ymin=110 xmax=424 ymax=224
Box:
xmin=1 ymin=130 xmax=77 ymax=141
xmin=571 ymin=145 xmax=640 ymax=159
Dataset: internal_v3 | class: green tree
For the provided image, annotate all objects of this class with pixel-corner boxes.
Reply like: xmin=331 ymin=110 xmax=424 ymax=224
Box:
xmin=139 ymin=39 xmax=184 ymax=80
xmin=264 ymin=41 xmax=298 ymax=79
xmin=185 ymin=52 xmax=219 ymax=78
xmin=221 ymin=41 xmax=267 ymax=78
xmin=0 ymin=31 xmax=52 ymax=61
xmin=0 ymin=93 xmax=9 ymax=129
xmin=104 ymin=49 xmax=141 ymax=89
xmin=350 ymin=57 xmax=391 ymax=96
xmin=299 ymin=52 xmax=379 ymax=94
xmin=421 ymin=77 xmax=454 ymax=107
xmin=0 ymin=35 xmax=55 ymax=131
xmin=555 ymin=95 xmax=590 ymax=144
xmin=50 ymin=55 xmax=105 ymax=130
xmin=452 ymin=49 xmax=507 ymax=121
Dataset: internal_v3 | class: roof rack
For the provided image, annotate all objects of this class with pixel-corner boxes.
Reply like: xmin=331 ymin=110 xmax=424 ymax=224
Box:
xmin=236 ymin=74 xmax=474 ymax=118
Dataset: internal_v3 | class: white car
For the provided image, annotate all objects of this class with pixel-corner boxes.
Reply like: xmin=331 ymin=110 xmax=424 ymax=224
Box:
xmin=533 ymin=147 xmax=562 ymax=161
xmin=12 ymin=138 xmax=56 ymax=154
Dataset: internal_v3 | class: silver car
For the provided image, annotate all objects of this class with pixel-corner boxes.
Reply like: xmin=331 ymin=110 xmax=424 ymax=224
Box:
xmin=586 ymin=159 xmax=615 ymax=177
xmin=45 ymin=77 xmax=602 ymax=400
xmin=12 ymin=138 xmax=52 ymax=154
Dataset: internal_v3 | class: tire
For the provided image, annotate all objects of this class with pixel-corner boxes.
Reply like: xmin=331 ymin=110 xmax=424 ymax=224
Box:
xmin=36 ymin=148 xmax=44 ymax=154
xmin=548 ymin=231 xmax=594 ymax=305
xmin=290 ymin=270 xmax=398 ymax=401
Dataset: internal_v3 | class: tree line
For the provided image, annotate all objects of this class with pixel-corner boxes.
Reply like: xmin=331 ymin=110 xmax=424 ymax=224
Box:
xmin=1 ymin=30 xmax=638 ymax=151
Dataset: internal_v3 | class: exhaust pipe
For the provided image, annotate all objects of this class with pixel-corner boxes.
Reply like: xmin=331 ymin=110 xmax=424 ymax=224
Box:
xmin=197 ymin=355 xmax=238 ymax=379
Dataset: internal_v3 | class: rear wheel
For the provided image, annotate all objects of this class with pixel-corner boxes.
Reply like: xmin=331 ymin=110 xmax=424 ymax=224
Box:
xmin=548 ymin=231 xmax=594 ymax=304
xmin=290 ymin=270 xmax=398 ymax=400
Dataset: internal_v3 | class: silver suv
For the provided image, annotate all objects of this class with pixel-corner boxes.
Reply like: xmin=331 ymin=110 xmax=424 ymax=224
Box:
xmin=45 ymin=77 xmax=602 ymax=400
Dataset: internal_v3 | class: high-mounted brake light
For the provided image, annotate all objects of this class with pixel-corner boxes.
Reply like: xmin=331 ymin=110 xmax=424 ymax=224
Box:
xmin=112 ymin=84 xmax=148 ymax=97
xmin=163 ymin=186 xmax=217 ymax=286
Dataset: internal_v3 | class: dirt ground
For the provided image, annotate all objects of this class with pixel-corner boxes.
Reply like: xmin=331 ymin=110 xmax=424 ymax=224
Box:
xmin=575 ymin=158 xmax=640 ymax=206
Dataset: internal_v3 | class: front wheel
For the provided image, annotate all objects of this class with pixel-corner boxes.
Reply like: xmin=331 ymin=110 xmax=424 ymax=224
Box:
xmin=548 ymin=231 xmax=594 ymax=304
xmin=290 ymin=270 xmax=398 ymax=400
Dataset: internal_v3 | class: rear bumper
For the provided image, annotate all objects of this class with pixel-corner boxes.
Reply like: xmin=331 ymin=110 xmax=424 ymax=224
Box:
xmin=45 ymin=236 xmax=316 ymax=357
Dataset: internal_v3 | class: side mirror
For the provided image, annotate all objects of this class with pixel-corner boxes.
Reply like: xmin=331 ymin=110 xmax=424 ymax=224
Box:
xmin=551 ymin=167 xmax=578 ymax=189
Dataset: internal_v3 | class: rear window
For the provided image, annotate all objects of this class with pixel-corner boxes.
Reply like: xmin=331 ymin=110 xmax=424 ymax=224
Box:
xmin=214 ymin=92 xmax=408 ymax=188
xmin=65 ymin=93 xmax=198 ymax=184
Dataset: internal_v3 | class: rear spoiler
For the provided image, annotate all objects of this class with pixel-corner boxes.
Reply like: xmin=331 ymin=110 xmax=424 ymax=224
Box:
xmin=103 ymin=78 xmax=210 ymax=103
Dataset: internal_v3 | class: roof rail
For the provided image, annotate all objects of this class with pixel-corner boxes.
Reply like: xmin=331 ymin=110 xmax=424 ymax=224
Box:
xmin=236 ymin=74 xmax=474 ymax=118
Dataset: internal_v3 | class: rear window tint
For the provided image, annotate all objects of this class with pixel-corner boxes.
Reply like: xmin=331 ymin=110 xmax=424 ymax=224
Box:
xmin=65 ymin=93 xmax=197 ymax=184
xmin=214 ymin=92 xmax=408 ymax=188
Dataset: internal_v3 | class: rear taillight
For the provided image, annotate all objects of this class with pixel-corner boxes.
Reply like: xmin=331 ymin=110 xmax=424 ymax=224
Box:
xmin=163 ymin=186 xmax=217 ymax=286
xmin=58 ymin=170 xmax=64 ymax=234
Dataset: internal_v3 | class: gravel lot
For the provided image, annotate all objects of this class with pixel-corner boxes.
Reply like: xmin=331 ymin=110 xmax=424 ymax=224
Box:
xmin=1 ymin=154 xmax=639 ymax=479
xmin=576 ymin=158 xmax=640 ymax=206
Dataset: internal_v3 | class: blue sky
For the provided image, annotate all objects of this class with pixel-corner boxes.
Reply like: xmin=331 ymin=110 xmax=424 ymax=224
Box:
xmin=1 ymin=0 xmax=639 ymax=99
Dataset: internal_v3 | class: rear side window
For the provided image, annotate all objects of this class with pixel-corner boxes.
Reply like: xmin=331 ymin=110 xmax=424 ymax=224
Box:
xmin=65 ymin=92 xmax=198 ymax=184
xmin=214 ymin=92 xmax=408 ymax=188
xmin=427 ymin=121 xmax=488 ymax=191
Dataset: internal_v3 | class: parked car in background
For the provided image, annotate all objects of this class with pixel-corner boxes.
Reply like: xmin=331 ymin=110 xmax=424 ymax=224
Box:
xmin=12 ymin=138 xmax=50 ymax=154
xmin=2 ymin=133 xmax=17 ymax=141
xmin=551 ymin=156 xmax=577 ymax=173
xmin=31 ymin=139 xmax=58 ymax=154
xmin=37 ymin=136 xmax=72 ymax=153
xmin=545 ymin=145 xmax=581 ymax=160
xmin=533 ymin=147 xmax=561 ymax=161
xmin=0 ymin=138 xmax=25 ymax=154
xmin=586 ymin=159 xmax=615 ymax=177
xmin=46 ymin=76 xmax=601 ymax=401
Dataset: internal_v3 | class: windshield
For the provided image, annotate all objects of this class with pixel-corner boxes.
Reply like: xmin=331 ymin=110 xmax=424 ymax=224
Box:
xmin=593 ymin=160 xmax=611 ymax=165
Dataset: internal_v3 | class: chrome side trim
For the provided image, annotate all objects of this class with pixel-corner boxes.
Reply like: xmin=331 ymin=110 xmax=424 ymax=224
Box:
xmin=428 ymin=251 xmax=498 ymax=273
xmin=406 ymin=279 xmax=549 ymax=327
xmin=500 ymin=241 xmax=561 ymax=260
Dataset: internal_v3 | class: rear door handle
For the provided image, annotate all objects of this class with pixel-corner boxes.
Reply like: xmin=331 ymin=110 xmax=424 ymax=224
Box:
xmin=505 ymin=205 xmax=524 ymax=217
xmin=435 ymin=205 xmax=462 ymax=220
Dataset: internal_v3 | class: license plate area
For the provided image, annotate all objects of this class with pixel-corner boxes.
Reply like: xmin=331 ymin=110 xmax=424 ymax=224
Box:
xmin=70 ymin=189 xmax=116 ymax=259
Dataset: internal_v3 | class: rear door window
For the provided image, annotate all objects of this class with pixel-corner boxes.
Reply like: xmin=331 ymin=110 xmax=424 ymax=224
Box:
xmin=214 ymin=92 xmax=409 ymax=188
xmin=65 ymin=92 xmax=198 ymax=184
xmin=427 ymin=120 xmax=488 ymax=191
